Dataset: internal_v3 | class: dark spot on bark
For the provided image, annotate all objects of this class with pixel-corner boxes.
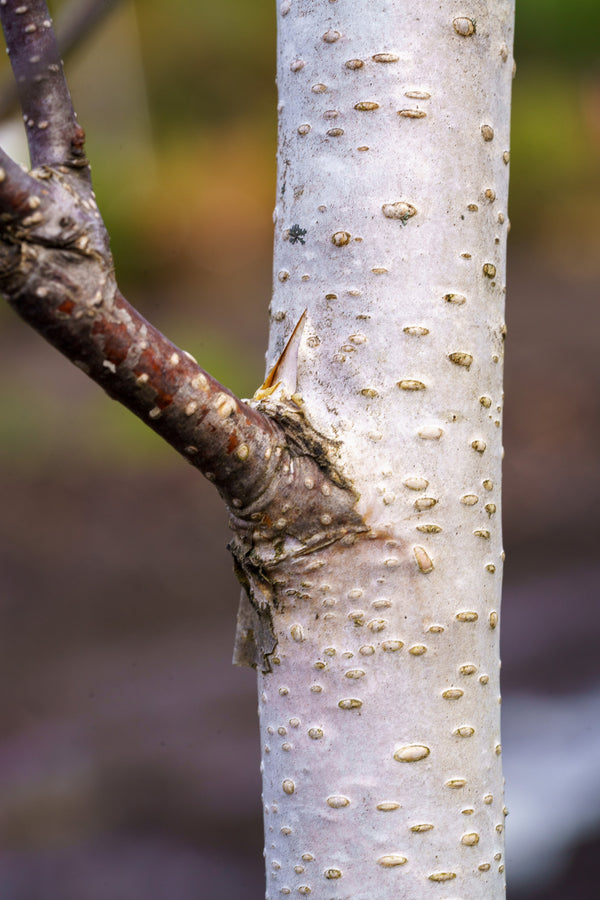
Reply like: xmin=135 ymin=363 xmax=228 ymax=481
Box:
xmin=288 ymin=224 xmax=307 ymax=245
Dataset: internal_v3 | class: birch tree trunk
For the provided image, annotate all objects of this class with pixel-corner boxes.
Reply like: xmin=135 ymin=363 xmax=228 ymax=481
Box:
xmin=237 ymin=2 xmax=514 ymax=897
xmin=0 ymin=1 xmax=514 ymax=897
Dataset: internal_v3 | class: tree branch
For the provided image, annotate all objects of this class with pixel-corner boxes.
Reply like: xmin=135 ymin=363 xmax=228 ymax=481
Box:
xmin=0 ymin=165 xmax=286 ymax=508
xmin=0 ymin=1 xmax=284 ymax=511
xmin=0 ymin=1 xmax=368 ymax=588
xmin=0 ymin=0 xmax=366 ymax=549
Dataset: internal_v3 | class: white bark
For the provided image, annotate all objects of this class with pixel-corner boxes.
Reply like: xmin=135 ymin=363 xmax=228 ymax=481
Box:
xmin=253 ymin=1 xmax=514 ymax=897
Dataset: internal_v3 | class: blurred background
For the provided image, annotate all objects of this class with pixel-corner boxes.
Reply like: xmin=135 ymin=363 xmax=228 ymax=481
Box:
xmin=0 ymin=0 xmax=599 ymax=897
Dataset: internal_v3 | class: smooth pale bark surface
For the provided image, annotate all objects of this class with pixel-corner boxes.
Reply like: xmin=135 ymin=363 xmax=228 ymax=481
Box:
xmin=251 ymin=1 xmax=514 ymax=897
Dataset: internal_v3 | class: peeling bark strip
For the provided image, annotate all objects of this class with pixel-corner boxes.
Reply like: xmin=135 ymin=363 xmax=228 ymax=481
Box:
xmin=0 ymin=1 xmax=514 ymax=897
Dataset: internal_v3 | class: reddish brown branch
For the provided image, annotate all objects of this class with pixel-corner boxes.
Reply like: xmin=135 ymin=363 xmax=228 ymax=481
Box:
xmin=0 ymin=160 xmax=285 ymax=508
xmin=0 ymin=2 xmax=364 ymax=549
xmin=0 ymin=2 xmax=286 ymax=510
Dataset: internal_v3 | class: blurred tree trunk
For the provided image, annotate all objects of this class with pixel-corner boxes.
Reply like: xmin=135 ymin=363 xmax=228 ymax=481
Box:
xmin=238 ymin=2 xmax=515 ymax=897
